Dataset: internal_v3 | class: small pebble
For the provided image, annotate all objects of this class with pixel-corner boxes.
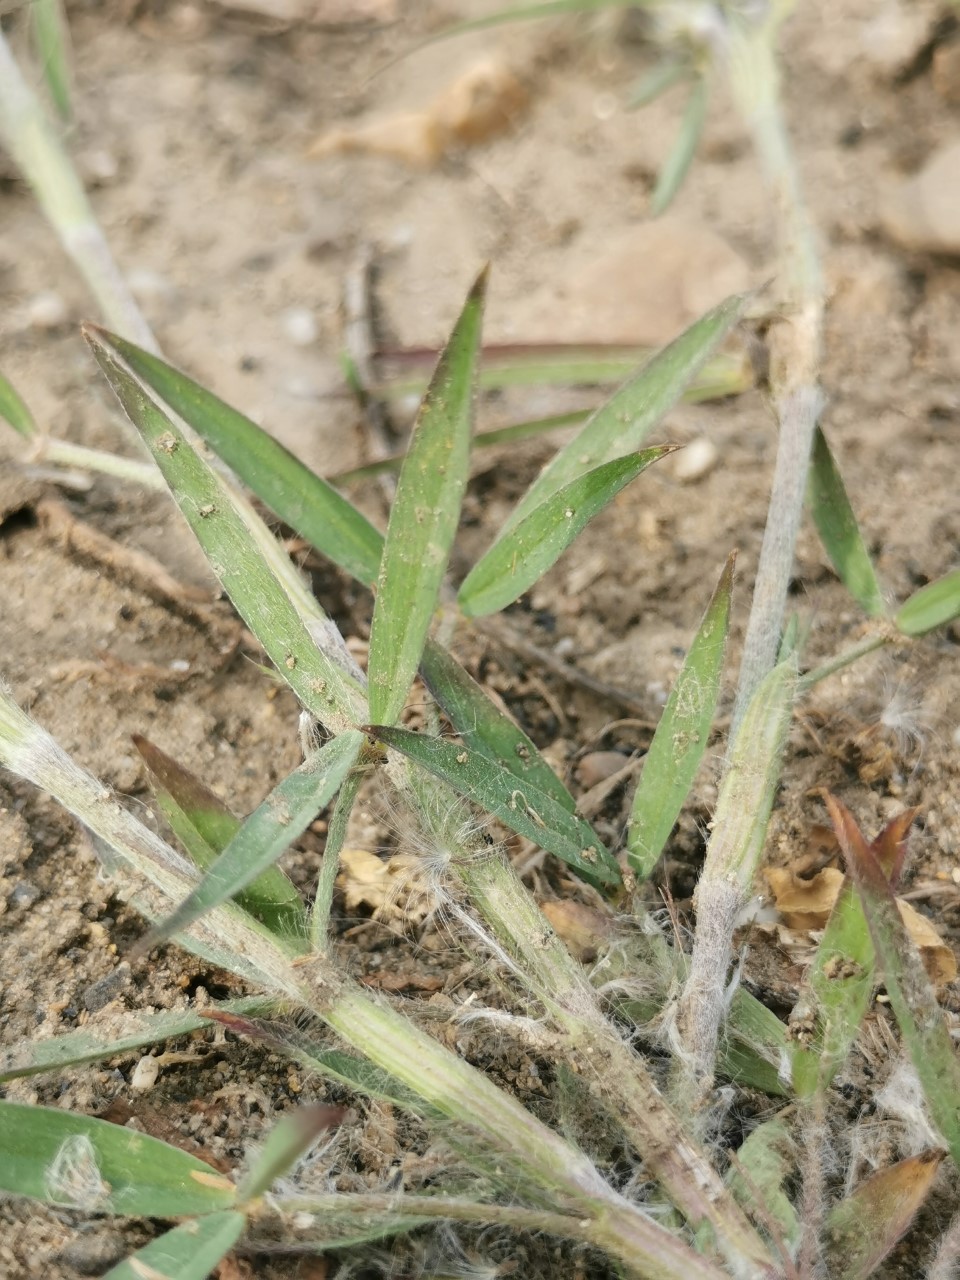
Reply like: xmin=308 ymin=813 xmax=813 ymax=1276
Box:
xmin=577 ymin=750 xmax=629 ymax=789
xmin=9 ymin=881 xmax=40 ymax=908
xmin=281 ymin=307 xmax=319 ymax=346
xmin=131 ymin=1055 xmax=160 ymax=1092
xmin=58 ymin=1232 xmax=128 ymax=1275
xmin=82 ymin=962 xmax=131 ymax=1012
xmin=881 ymin=139 xmax=960 ymax=255
xmin=24 ymin=291 xmax=69 ymax=331
xmin=672 ymin=437 xmax=718 ymax=483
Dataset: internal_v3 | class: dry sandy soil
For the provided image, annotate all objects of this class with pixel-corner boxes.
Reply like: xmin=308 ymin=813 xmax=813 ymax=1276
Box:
xmin=2 ymin=1 xmax=960 ymax=1276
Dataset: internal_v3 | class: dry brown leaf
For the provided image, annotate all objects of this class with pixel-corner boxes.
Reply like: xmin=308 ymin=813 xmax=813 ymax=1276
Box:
xmin=765 ymin=866 xmax=958 ymax=985
xmin=308 ymin=57 xmax=529 ymax=168
xmin=336 ymin=847 xmax=430 ymax=923
xmin=541 ymin=899 xmax=617 ymax=964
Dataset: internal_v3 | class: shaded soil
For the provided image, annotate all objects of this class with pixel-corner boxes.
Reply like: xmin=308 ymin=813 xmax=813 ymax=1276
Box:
xmin=2 ymin=1 xmax=960 ymax=1276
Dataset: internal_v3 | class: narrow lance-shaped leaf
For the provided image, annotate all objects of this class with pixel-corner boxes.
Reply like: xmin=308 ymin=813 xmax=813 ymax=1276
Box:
xmin=829 ymin=794 xmax=960 ymax=1167
xmin=791 ymin=810 xmax=916 ymax=1097
xmin=459 ymin=446 xmax=672 ymax=617
xmin=490 ymin=293 xmax=745 ymax=545
xmin=95 ymin=331 xmax=384 ymax=587
xmin=0 ymin=1101 xmax=236 ymax=1218
xmin=628 ymin=552 xmax=734 ymax=880
xmin=368 ymin=269 xmax=486 ymax=724
xmin=368 ymin=724 xmax=620 ymax=889
xmin=0 ymin=997 xmax=279 ymax=1083
xmin=895 ymin=568 xmax=960 ymax=636
xmin=726 ymin=1117 xmax=800 ymax=1251
xmin=420 ymin=637 xmax=577 ymax=813
xmin=236 ymin=1106 xmax=346 ymax=1203
xmin=143 ymin=730 xmax=364 ymax=949
xmin=372 ymin=344 xmax=752 ymax=402
xmin=428 ymin=0 xmax=646 ymax=42
xmin=650 ymin=76 xmax=708 ymax=217
xmin=825 ymin=1151 xmax=944 ymax=1280
xmin=85 ymin=327 xmax=368 ymax=734
xmin=0 ymin=369 xmax=36 ymax=438
xmin=808 ymin=426 xmax=885 ymax=617
xmin=103 ymin=1211 xmax=247 ymax=1280
xmin=134 ymin=734 xmax=305 ymax=939
xmin=31 ymin=0 xmax=73 ymax=122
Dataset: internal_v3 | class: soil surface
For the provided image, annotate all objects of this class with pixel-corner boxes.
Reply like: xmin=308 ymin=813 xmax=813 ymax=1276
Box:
xmin=2 ymin=1 xmax=960 ymax=1277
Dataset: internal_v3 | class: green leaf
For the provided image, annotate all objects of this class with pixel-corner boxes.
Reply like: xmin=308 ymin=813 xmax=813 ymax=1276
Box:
xmin=103 ymin=1211 xmax=246 ymax=1280
xmin=492 ymin=294 xmax=745 ymax=544
xmin=460 ymin=446 xmax=671 ymax=617
xmin=430 ymin=0 xmax=648 ymax=41
xmin=808 ymin=427 xmax=885 ymax=617
xmin=628 ymin=60 xmax=689 ymax=110
xmin=145 ymin=730 xmax=364 ymax=947
xmin=719 ymin=991 xmax=789 ymax=1096
xmin=825 ymin=1151 xmax=944 ymax=1280
xmin=31 ymin=0 xmax=72 ymax=122
xmin=367 ymin=724 xmax=620 ymax=888
xmin=134 ymin=735 xmax=305 ymax=938
xmin=627 ymin=553 xmax=734 ymax=880
xmin=420 ymin=638 xmax=577 ymax=813
xmin=237 ymin=1106 xmax=346 ymax=1203
xmin=0 ymin=998 xmax=279 ymax=1083
xmin=0 ymin=1101 xmax=236 ymax=1217
xmin=830 ymin=794 xmax=960 ymax=1168
xmin=0 ymin=369 xmax=37 ymax=438
xmin=90 ymin=332 xmax=384 ymax=588
xmin=790 ymin=877 xmax=875 ymax=1098
xmin=650 ymin=77 xmax=707 ymax=216
xmin=726 ymin=1117 xmax=799 ymax=1249
xmin=370 ymin=346 xmax=753 ymax=404
xmin=368 ymin=269 xmax=486 ymax=724
xmin=895 ymin=569 xmax=960 ymax=636
xmin=85 ymin=326 xmax=368 ymax=734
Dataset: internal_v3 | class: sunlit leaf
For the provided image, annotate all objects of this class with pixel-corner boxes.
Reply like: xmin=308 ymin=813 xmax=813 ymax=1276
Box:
xmin=459 ymin=446 xmax=672 ymax=617
xmin=368 ymin=268 xmax=486 ymax=724
xmin=0 ymin=1101 xmax=235 ymax=1217
xmin=367 ymin=724 xmax=620 ymax=888
xmin=808 ymin=427 xmax=885 ymax=617
xmin=627 ymin=553 xmax=733 ymax=879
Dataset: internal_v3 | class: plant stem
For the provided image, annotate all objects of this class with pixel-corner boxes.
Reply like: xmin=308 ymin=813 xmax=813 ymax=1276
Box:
xmin=799 ymin=629 xmax=893 ymax=691
xmin=726 ymin=18 xmax=824 ymax=738
xmin=394 ymin=762 xmax=777 ymax=1277
xmin=0 ymin=33 xmax=158 ymax=353
xmin=309 ymin=760 xmax=367 ymax=952
xmin=26 ymin=437 xmax=165 ymax=490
